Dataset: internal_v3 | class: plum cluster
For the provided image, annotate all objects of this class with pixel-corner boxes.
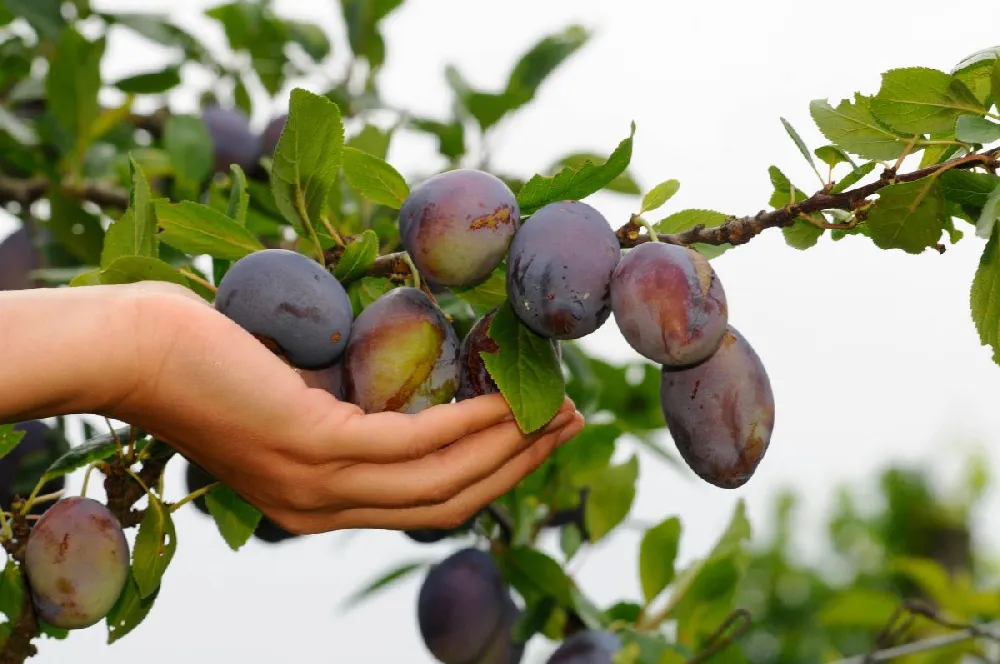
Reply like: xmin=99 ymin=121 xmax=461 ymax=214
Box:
xmin=200 ymin=107 xmax=288 ymax=178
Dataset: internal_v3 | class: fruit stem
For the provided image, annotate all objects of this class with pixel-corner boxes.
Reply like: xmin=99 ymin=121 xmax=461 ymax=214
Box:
xmin=638 ymin=217 xmax=661 ymax=243
xmin=170 ymin=482 xmax=220 ymax=513
xmin=18 ymin=478 xmax=48 ymax=518
xmin=320 ymin=214 xmax=345 ymax=248
xmin=401 ymin=252 xmax=422 ymax=290
xmin=179 ymin=267 xmax=218 ymax=294
xmin=81 ymin=462 xmax=97 ymax=497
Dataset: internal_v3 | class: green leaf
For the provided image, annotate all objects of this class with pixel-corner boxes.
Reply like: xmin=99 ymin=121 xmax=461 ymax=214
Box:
xmin=105 ymin=573 xmax=158 ymax=644
xmin=780 ymin=117 xmax=818 ymax=173
xmin=153 ymin=200 xmax=265 ymax=260
xmin=499 ymin=547 xmax=574 ymax=606
xmin=163 ymin=115 xmax=212 ymax=193
xmin=132 ymin=494 xmax=177 ymax=599
xmin=809 ymin=95 xmax=910 ymax=160
xmin=0 ymin=560 xmax=24 ymax=622
xmin=286 ymin=20 xmax=331 ymax=61
xmin=814 ymin=145 xmax=855 ymax=169
xmin=830 ymin=161 xmax=878 ymax=194
xmin=409 ymin=118 xmax=465 ymax=161
xmin=782 ymin=219 xmax=824 ymax=250
xmin=640 ymin=179 xmax=680 ymax=214
xmin=0 ymin=425 xmax=25 ymax=461
xmin=482 ymin=302 xmax=566 ymax=434
xmin=818 ymin=587 xmax=900 ymax=628
xmin=227 ymin=165 xmax=249 ymax=226
xmin=68 ymin=269 xmax=104 ymax=287
xmin=346 ymin=124 xmax=392 ymax=159
xmin=655 ymin=209 xmax=733 ymax=260
xmin=865 ymin=177 xmax=948 ymax=253
xmin=113 ymin=65 xmax=181 ymax=95
xmin=339 ymin=561 xmax=428 ymax=611
xmin=517 ymin=124 xmax=635 ymax=215
xmin=977 ymin=181 xmax=1000 ymax=239
xmin=42 ymin=430 xmax=121 ymax=481
xmin=270 ymin=88 xmax=345 ymax=237
xmin=339 ymin=0 xmax=402 ymax=70
xmin=870 ymin=67 xmax=984 ymax=134
xmin=45 ymin=28 xmax=105 ymax=144
xmin=341 ymin=146 xmax=409 ymax=209
xmin=584 ymin=455 xmax=639 ymax=542
xmin=941 ymin=171 xmax=1000 ymax=212
xmin=955 ymin=115 xmax=1000 ymax=143
xmin=971 ymin=224 xmax=1000 ymax=363
xmin=48 ymin=194 xmax=105 ymax=264
xmin=552 ymin=153 xmax=640 ymax=195
xmin=450 ymin=266 xmax=507 ymax=316
xmin=333 ymin=230 xmax=379 ymax=282
xmin=4 ymin=0 xmax=65 ymax=39
xmin=100 ymin=161 xmax=157 ymax=268
xmin=347 ymin=276 xmax=393 ymax=317
xmin=205 ymin=484 xmax=262 ymax=551
xmin=891 ymin=556 xmax=959 ymax=611
xmin=100 ymin=256 xmax=188 ymax=287
xmin=639 ymin=517 xmax=681 ymax=603
xmin=992 ymin=58 xmax=1000 ymax=112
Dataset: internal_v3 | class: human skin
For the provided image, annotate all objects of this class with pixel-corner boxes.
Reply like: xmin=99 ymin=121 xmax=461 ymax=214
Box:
xmin=0 ymin=283 xmax=584 ymax=534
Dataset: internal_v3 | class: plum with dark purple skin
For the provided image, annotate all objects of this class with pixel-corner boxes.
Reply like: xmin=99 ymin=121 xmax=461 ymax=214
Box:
xmin=215 ymin=249 xmax=354 ymax=370
xmin=0 ymin=420 xmax=69 ymax=517
xmin=611 ymin=242 xmax=728 ymax=367
xmin=24 ymin=497 xmax=130 ymax=629
xmin=456 ymin=308 xmax=502 ymax=402
xmin=474 ymin=596 xmax=526 ymax=664
xmin=417 ymin=548 xmax=516 ymax=664
xmin=506 ymin=201 xmax=621 ymax=340
xmin=343 ymin=287 xmax=459 ymax=414
xmin=546 ymin=630 xmax=622 ymax=664
xmin=400 ymin=169 xmax=519 ymax=287
xmin=184 ymin=462 xmax=300 ymax=544
xmin=0 ymin=227 xmax=38 ymax=291
xmin=404 ymin=512 xmax=478 ymax=544
xmin=659 ymin=325 xmax=775 ymax=489
xmin=202 ymin=106 xmax=262 ymax=174
xmin=301 ymin=360 xmax=346 ymax=400
xmin=259 ymin=113 xmax=287 ymax=162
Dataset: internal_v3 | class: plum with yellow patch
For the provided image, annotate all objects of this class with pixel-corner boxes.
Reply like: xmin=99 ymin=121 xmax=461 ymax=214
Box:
xmin=611 ymin=242 xmax=728 ymax=367
xmin=399 ymin=169 xmax=519 ymax=287
xmin=343 ymin=287 xmax=459 ymax=413
xmin=24 ymin=497 xmax=130 ymax=629
xmin=659 ymin=326 xmax=775 ymax=489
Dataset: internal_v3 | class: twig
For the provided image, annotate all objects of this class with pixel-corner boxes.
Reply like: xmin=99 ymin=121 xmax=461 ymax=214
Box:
xmin=0 ymin=175 xmax=130 ymax=209
xmin=616 ymin=148 xmax=1000 ymax=249
xmin=829 ymin=621 xmax=1000 ymax=663
xmin=685 ymin=609 xmax=752 ymax=663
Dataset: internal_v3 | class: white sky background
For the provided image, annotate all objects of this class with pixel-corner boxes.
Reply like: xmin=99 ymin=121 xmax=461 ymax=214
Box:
xmin=2 ymin=0 xmax=1000 ymax=661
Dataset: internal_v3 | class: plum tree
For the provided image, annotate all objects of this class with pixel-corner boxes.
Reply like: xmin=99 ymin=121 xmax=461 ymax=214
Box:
xmin=610 ymin=242 xmax=728 ymax=367
xmin=0 ymin=420 xmax=69 ymax=517
xmin=201 ymin=106 xmax=262 ymax=174
xmin=506 ymin=201 xmax=621 ymax=340
xmin=0 ymin=227 xmax=38 ymax=291
xmin=343 ymin=287 xmax=459 ymax=414
xmin=399 ymin=169 xmax=520 ymax=287
xmin=659 ymin=326 xmax=776 ymax=489
xmin=183 ymin=462 xmax=299 ymax=544
xmin=546 ymin=630 xmax=622 ymax=663
xmin=416 ymin=547 xmax=520 ymax=664
xmin=23 ymin=497 xmax=129 ymax=629
xmin=215 ymin=249 xmax=354 ymax=370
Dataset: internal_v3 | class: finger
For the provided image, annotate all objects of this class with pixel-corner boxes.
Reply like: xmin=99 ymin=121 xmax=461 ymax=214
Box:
xmin=331 ymin=404 xmax=579 ymax=508
xmin=287 ymin=413 xmax=585 ymax=534
xmin=326 ymin=394 xmax=575 ymax=463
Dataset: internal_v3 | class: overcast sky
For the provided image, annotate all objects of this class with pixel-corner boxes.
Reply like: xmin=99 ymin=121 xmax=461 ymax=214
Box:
xmin=5 ymin=0 xmax=1000 ymax=662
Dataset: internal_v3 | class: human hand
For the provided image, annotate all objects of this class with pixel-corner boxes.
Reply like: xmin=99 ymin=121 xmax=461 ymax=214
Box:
xmin=106 ymin=283 xmax=584 ymax=534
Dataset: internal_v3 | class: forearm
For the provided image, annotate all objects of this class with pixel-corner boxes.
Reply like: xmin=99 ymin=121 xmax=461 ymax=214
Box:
xmin=0 ymin=285 xmax=143 ymax=423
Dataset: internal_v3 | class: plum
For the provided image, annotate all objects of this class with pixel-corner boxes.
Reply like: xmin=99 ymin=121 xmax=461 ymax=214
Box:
xmin=611 ymin=242 xmax=728 ymax=367
xmin=24 ymin=497 xmax=130 ymax=629
xmin=474 ymin=596 xmax=526 ymax=664
xmin=546 ymin=630 xmax=622 ymax=664
xmin=659 ymin=326 xmax=775 ymax=489
xmin=184 ymin=462 xmax=299 ymax=544
xmin=400 ymin=169 xmax=519 ymax=287
xmin=0 ymin=227 xmax=38 ymax=291
xmin=300 ymin=360 xmax=346 ymax=400
xmin=0 ymin=420 xmax=69 ymax=516
xmin=417 ymin=548 xmax=513 ymax=664
xmin=202 ymin=106 xmax=262 ymax=174
xmin=456 ymin=308 xmax=502 ymax=402
xmin=215 ymin=249 xmax=354 ymax=370
xmin=404 ymin=513 xmax=478 ymax=544
xmin=259 ymin=113 xmax=287 ymax=162
xmin=506 ymin=201 xmax=621 ymax=340
xmin=343 ymin=287 xmax=459 ymax=414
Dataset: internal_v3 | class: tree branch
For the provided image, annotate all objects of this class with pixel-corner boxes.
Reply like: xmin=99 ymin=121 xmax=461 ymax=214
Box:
xmin=0 ymin=175 xmax=130 ymax=210
xmin=616 ymin=149 xmax=1000 ymax=249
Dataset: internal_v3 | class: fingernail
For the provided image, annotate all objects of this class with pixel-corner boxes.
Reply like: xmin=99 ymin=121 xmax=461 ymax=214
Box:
xmin=543 ymin=412 xmax=574 ymax=434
